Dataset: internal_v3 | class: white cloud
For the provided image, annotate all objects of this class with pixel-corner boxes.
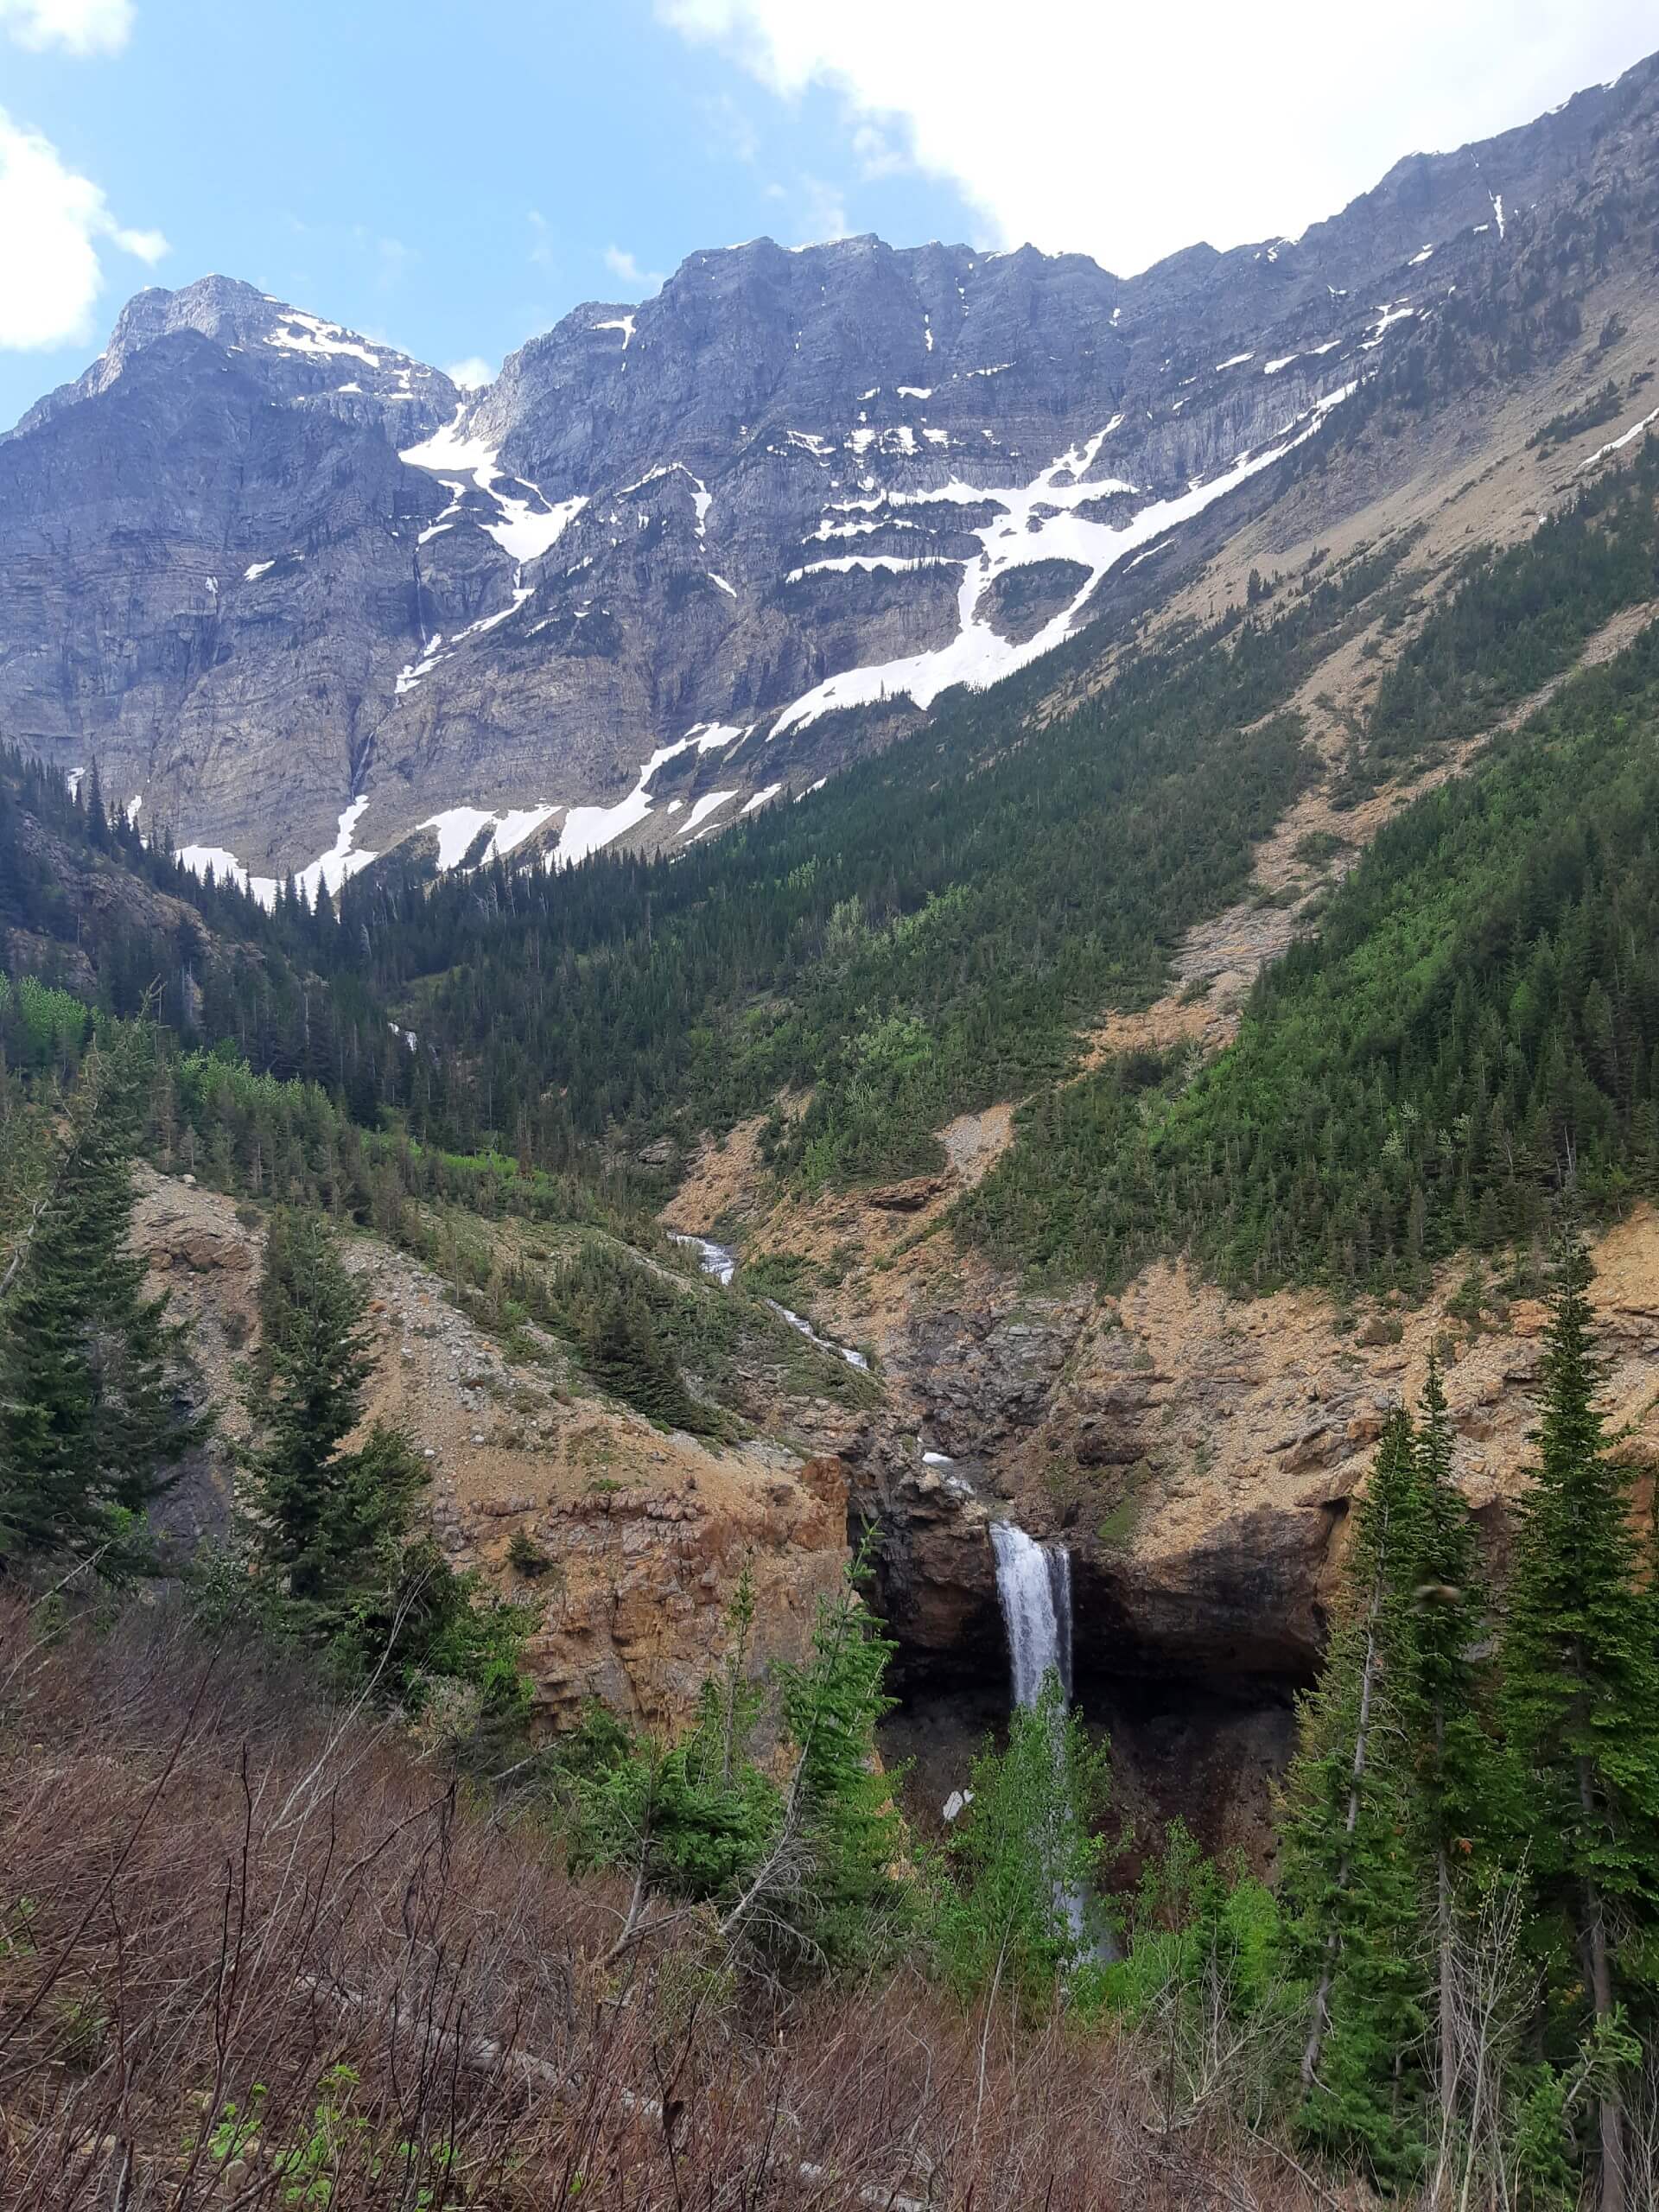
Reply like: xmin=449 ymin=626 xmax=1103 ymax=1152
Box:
xmin=0 ymin=0 xmax=132 ymax=54
xmin=602 ymin=244 xmax=665 ymax=292
xmin=658 ymin=0 xmax=1659 ymax=274
xmin=796 ymin=175 xmax=849 ymax=245
xmin=849 ymin=122 xmax=904 ymax=181
xmin=444 ymin=354 xmax=494 ymax=390
xmin=0 ymin=108 xmax=167 ymax=350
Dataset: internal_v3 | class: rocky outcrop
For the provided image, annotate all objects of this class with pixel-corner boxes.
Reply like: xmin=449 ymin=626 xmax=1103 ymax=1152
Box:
xmin=5 ymin=60 xmax=1658 ymax=881
xmin=514 ymin=1457 xmax=848 ymax=1732
xmin=129 ymin=1171 xmax=858 ymax=1738
xmin=664 ymin=1100 xmax=1659 ymax=1858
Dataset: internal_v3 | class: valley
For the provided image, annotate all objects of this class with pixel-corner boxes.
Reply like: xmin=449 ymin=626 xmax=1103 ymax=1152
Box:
xmin=7 ymin=35 xmax=1659 ymax=2210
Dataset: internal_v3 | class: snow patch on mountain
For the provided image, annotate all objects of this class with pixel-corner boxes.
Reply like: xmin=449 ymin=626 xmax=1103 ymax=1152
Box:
xmin=179 ymin=797 xmax=376 ymax=911
xmin=400 ymin=408 xmax=587 ymax=564
xmin=548 ymin=724 xmax=747 ymax=870
xmin=772 ymin=387 xmax=1358 ymax=737
xmin=266 ymin=310 xmax=382 ymax=369
xmin=1580 ymin=404 xmax=1659 ymax=470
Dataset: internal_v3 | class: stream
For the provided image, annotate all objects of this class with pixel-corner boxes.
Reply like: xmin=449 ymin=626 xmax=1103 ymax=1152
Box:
xmin=672 ymin=1233 xmax=870 ymax=1370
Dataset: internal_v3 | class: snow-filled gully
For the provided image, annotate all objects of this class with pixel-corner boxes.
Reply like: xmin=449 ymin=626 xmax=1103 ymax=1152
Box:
xmin=171 ymin=370 xmax=1366 ymax=912
xmin=771 ymin=381 xmax=1358 ymax=736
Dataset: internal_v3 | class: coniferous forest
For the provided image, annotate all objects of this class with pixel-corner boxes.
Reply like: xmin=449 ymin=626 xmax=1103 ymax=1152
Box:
xmin=7 ymin=414 xmax=1659 ymax=2209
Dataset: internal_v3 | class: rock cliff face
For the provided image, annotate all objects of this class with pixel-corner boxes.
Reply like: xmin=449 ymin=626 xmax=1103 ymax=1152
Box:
xmin=660 ymin=1106 xmax=1659 ymax=1865
xmin=129 ymin=1170 xmax=853 ymax=1738
xmin=4 ymin=59 xmax=1657 ymax=882
xmin=128 ymin=1144 xmax=1659 ymax=1872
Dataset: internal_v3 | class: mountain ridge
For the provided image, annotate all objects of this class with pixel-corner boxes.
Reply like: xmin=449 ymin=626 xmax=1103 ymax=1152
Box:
xmin=1 ymin=50 xmax=1656 ymax=892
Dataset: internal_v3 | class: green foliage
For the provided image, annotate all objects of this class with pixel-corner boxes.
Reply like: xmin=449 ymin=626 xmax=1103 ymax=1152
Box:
xmin=965 ymin=596 xmax=1659 ymax=1292
xmin=1115 ymin=1822 xmax=1281 ymax=2012
xmin=546 ymin=1241 xmax=718 ymax=1434
xmin=0 ymin=970 xmax=90 ymax=1074
xmin=569 ymin=1569 xmax=780 ymax=1904
xmin=1093 ymin=1825 xmax=1293 ymax=2135
xmin=567 ymin=1553 xmax=904 ymax=1968
xmin=1264 ymin=1249 xmax=1659 ymax=2202
xmin=0 ymin=1024 xmax=207 ymax=1579
xmin=1497 ymin=1234 xmax=1659 ymax=2063
xmin=1277 ymin=1412 xmax=1432 ymax=2184
xmin=772 ymin=1549 xmax=908 ymax=1962
xmin=54 ymin=524 xmax=1391 ymax=1205
xmin=1406 ymin=1359 xmax=1490 ymax=1872
xmin=1363 ymin=444 xmax=1659 ymax=774
xmin=238 ymin=1208 xmax=531 ymax=1720
xmin=928 ymin=1673 xmax=1111 ymax=2007
xmin=243 ymin=1209 xmax=415 ymax=1611
xmin=506 ymin=1525 xmax=555 ymax=1579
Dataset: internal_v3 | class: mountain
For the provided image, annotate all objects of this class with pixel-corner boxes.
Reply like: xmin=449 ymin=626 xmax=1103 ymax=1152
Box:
xmin=3 ymin=56 xmax=1657 ymax=892
xmin=13 ymin=53 xmax=1659 ymax=2202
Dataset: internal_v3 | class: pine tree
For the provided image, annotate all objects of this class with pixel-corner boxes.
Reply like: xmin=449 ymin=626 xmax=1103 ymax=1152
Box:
xmin=1497 ymin=1232 xmax=1659 ymax=2212
xmin=0 ymin=1028 xmax=206 ymax=1579
xmin=242 ymin=1209 xmax=424 ymax=1629
xmin=1406 ymin=1357 xmax=1490 ymax=2157
xmin=1278 ymin=1409 xmax=1430 ymax=2185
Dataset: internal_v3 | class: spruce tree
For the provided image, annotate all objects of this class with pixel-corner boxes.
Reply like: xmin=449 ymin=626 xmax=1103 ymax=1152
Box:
xmin=772 ymin=1550 xmax=907 ymax=1964
xmin=1497 ymin=1232 xmax=1659 ymax=2212
xmin=1407 ymin=1357 xmax=1490 ymax=2151
xmin=1278 ymin=1408 xmax=1430 ymax=2185
xmin=0 ymin=1029 xmax=206 ymax=1579
xmin=242 ymin=1209 xmax=424 ymax=1631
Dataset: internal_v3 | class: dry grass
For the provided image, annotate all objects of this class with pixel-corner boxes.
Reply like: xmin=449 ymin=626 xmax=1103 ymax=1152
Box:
xmin=0 ymin=1596 xmax=1352 ymax=2209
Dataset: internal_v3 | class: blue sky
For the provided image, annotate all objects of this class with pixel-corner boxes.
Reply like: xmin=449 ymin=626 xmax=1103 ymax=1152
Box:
xmin=3 ymin=0 xmax=1656 ymax=430
xmin=0 ymin=0 xmax=978 ymax=426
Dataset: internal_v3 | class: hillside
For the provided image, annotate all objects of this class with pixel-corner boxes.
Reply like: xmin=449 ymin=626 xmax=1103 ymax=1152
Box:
xmin=9 ymin=40 xmax=1659 ymax=2212
xmin=0 ymin=1598 xmax=1352 ymax=2212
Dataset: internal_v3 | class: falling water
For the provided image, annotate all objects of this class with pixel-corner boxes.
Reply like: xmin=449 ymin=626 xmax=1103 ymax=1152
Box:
xmin=989 ymin=1521 xmax=1074 ymax=1707
xmin=672 ymin=1232 xmax=870 ymax=1368
xmin=989 ymin=1521 xmax=1113 ymax=1955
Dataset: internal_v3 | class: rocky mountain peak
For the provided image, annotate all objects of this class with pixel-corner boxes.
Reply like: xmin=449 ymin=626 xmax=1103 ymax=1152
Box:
xmin=10 ymin=274 xmax=457 ymax=445
xmin=1 ymin=50 xmax=1657 ymax=889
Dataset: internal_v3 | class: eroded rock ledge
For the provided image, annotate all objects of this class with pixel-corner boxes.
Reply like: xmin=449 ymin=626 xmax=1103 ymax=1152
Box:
xmin=133 ymin=1166 xmax=1659 ymax=1866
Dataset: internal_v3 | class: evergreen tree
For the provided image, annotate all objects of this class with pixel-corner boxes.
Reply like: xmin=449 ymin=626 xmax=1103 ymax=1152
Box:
xmin=1498 ymin=1232 xmax=1659 ymax=2212
xmin=772 ymin=1548 xmax=907 ymax=1964
xmin=573 ymin=1570 xmax=781 ymax=1913
xmin=931 ymin=1671 xmax=1111 ymax=2009
xmin=575 ymin=1554 xmax=903 ymax=1968
xmin=689 ymin=1560 xmax=766 ymax=1791
xmin=242 ymin=1208 xmax=424 ymax=1626
xmin=1278 ymin=1409 xmax=1430 ymax=2185
xmin=1406 ymin=1357 xmax=1491 ymax=2153
xmin=582 ymin=1286 xmax=702 ymax=1432
xmin=0 ymin=1028 xmax=206 ymax=1579
xmin=239 ymin=1207 xmax=531 ymax=1719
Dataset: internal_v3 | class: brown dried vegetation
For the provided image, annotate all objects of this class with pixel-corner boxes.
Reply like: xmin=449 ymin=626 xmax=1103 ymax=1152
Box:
xmin=0 ymin=1598 xmax=1346 ymax=2210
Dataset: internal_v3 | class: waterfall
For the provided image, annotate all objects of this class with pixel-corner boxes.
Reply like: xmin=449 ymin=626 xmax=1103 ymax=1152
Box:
xmin=989 ymin=1521 xmax=1074 ymax=1707
xmin=672 ymin=1232 xmax=870 ymax=1369
xmin=989 ymin=1521 xmax=1113 ymax=1956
